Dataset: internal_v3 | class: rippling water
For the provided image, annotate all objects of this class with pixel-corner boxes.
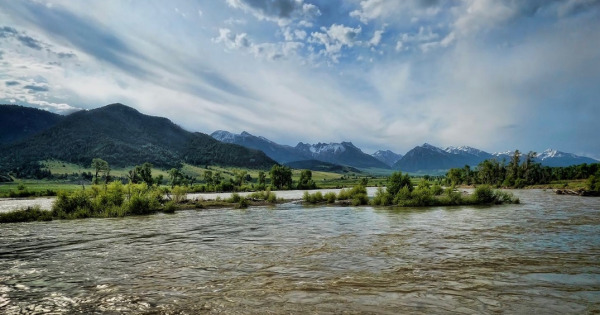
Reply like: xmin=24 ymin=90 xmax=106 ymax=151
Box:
xmin=1 ymin=190 xmax=599 ymax=314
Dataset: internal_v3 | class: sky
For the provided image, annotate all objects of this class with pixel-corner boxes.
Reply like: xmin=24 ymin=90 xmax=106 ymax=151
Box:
xmin=1 ymin=0 xmax=599 ymax=159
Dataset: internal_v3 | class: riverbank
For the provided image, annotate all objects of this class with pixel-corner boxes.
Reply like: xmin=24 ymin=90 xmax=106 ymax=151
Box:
xmin=0 ymin=186 xmax=520 ymax=224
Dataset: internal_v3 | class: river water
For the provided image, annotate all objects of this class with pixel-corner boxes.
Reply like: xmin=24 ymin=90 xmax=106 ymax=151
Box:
xmin=1 ymin=190 xmax=599 ymax=314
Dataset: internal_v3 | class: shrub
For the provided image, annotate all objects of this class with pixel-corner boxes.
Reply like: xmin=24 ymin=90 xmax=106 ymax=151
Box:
xmin=163 ymin=201 xmax=176 ymax=213
xmin=266 ymin=191 xmax=277 ymax=203
xmin=172 ymin=185 xmax=188 ymax=203
xmin=471 ymin=185 xmax=495 ymax=204
xmin=370 ymin=187 xmax=391 ymax=206
xmin=0 ymin=206 xmax=53 ymax=223
xmin=431 ymin=184 xmax=443 ymax=196
xmin=324 ymin=192 xmax=337 ymax=204
xmin=237 ymin=198 xmax=248 ymax=209
xmin=228 ymin=192 xmax=242 ymax=203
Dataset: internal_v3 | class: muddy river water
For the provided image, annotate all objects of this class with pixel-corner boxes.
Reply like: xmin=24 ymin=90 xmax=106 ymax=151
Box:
xmin=1 ymin=189 xmax=599 ymax=314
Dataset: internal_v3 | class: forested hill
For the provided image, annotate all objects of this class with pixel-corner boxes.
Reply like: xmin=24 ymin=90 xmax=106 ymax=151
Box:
xmin=0 ymin=103 xmax=276 ymax=169
xmin=0 ymin=105 xmax=63 ymax=145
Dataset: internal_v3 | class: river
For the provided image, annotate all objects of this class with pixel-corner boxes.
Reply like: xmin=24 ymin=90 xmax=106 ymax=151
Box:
xmin=1 ymin=190 xmax=599 ymax=314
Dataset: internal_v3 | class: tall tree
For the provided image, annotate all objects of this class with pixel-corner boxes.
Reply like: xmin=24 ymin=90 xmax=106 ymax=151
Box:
xmin=91 ymin=158 xmax=109 ymax=185
xmin=297 ymin=169 xmax=316 ymax=189
xmin=270 ymin=165 xmax=292 ymax=190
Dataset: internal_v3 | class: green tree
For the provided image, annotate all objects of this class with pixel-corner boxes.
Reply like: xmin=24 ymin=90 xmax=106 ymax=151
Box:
xmin=233 ymin=169 xmax=248 ymax=187
xmin=203 ymin=170 xmax=214 ymax=186
xmin=270 ymin=165 xmax=292 ymax=190
xmin=258 ymin=171 xmax=266 ymax=187
xmin=91 ymin=158 xmax=109 ymax=185
xmin=387 ymin=171 xmax=412 ymax=196
xmin=297 ymin=169 xmax=316 ymax=189
xmin=136 ymin=162 xmax=153 ymax=186
xmin=168 ymin=168 xmax=183 ymax=188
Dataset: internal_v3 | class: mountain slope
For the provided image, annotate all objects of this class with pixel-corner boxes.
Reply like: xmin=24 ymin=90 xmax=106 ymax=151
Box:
xmin=371 ymin=150 xmax=403 ymax=167
xmin=0 ymin=105 xmax=63 ymax=146
xmin=0 ymin=104 xmax=276 ymax=169
xmin=211 ymin=130 xmax=307 ymax=163
xmin=394 ymin=144 xmax=463 ymax=173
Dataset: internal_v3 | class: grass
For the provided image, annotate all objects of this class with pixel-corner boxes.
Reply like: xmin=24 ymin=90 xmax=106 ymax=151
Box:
xmin=0 ymin=180 xmax=82 ymax=197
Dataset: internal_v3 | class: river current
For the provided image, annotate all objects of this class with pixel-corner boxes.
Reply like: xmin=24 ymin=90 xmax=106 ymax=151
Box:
xmin=1 ymin=189 xmax=599 ymax=314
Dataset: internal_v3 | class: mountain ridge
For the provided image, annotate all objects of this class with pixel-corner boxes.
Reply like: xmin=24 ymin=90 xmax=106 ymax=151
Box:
xmin=0 ymin=103 xmax=276 ymax=169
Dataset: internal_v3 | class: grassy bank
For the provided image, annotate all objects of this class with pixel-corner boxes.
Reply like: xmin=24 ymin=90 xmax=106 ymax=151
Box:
xmin=0 ymin=183 xmax=282 ymax=223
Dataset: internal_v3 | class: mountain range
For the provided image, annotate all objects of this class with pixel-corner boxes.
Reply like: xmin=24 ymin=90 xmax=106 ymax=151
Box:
xmin=371 ymin=150 xmax=403 ymax=167
xmin=1 ymin=104 xmax=597 ymax=175
xmin=0 ymin=104 xmax=275 ymax=169
xmin=211 ymin=130 xmax=388 ymax=169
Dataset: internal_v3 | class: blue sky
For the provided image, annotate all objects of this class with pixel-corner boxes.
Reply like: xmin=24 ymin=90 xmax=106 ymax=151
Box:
xmin=1 ymin=0 xmax=599 ymax=158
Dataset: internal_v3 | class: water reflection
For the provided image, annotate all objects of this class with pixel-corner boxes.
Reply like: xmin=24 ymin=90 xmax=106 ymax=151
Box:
xmin=0 ymin=190 xmax=599 ymax=314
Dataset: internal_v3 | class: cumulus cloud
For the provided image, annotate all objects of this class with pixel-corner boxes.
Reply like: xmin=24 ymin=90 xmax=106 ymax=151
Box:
xmin=226 ymin=0 xmax=321 ymax=25
xmin=369 ymin=29 xmax=384 ymax=46
xmin=213 ymin=28 xmax=303 ymax=60
xmin=309 ymin=24 xmax=362 ymax=61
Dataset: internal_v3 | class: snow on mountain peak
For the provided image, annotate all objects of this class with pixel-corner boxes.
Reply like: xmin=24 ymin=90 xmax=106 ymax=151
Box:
xmin=211 ymin=130 xmax=236 ymax=142
xmin=421 ymin=143 xmax=445 ymax=153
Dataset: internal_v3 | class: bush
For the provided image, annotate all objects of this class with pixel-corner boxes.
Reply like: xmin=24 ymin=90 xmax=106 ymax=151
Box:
xmin=237 ymin=198 xmax=248 ymax=209
xmin=266 ymin=191 xmax=277 ymax=203
xmin=0 ymin=206 xmax=53 ymax=223
xmin=431 ymin=184 xmax=443 ymax=196
xmin=471 ymin=185 xmax=495 ymax=204
xmin=370 ymin=187 xmax=391 ymax=206
xmin=303 ymin=191 xmax=324 ymax=204
xmin=172 ymin=185 xmax=188 ymax=203
xmin=163 ymin=201 xmax=176 ymax=214
xmin=324 ymin=192 xmax=337 ymax=204
xmin=228 ymin=192 xmax=242 ymax=203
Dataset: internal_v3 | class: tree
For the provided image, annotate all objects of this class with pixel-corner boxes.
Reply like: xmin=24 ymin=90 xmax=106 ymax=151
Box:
xmin=137 ymin=162 xmax=153 ymax=186
xmin=297 ymin=169 xmax=316 ymax=189
xmin=233 ymin=169 xmax=248 ymax=187
xmin=447 ymin=168 xmax=463 ymax=186
xmin=258 ymin=171 xmax=266 ymax=187
xmin=387 ymin=171 xmax=412 ymax=196
xmin=270 ymin=165 xmax=292 ymax=190
xmin=169 ymin=168 xmax=183 ymax=188
xmin=91 ymin=158 xmax=109 ymax=185
xmin=203 ymin=170 xmax=214 ymax=186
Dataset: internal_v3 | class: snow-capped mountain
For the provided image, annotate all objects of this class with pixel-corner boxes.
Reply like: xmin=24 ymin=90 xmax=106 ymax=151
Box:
xmin=210 ymin=130 xmax=305 ymax=163
xmin=536 ymin=149 xmax=598 ymax=167
xmin=371 ymin=150 xmax=403 ymax=167
xmin=394 ymin=143 xmax=493 ymax=173
xmin=211 ymin=131 xmax=389 ymax=169
xmin=445 ymin=146 xmax=491 ymax=157
xmin=295 ymin=141 xmax=388 ymax=169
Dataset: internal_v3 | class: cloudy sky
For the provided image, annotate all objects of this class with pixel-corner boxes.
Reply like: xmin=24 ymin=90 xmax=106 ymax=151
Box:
xmin=1 ymin=0 xmax=599 ymax=158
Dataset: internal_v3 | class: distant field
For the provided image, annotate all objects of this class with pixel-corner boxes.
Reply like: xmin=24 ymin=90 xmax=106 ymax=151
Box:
xmin=0 ymin=180 xmax=82 ymax=196
xmin=1 ymin=160 xmax=451 ymax=197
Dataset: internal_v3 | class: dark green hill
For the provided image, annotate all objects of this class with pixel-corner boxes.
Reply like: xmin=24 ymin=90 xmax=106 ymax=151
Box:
xmin=285 ymin=160 xmax=362 ymax=174
xmin=0 ymin=103 xmax=276 ymax=169
xmin=0 ymin=105 xmax=63 ymax=145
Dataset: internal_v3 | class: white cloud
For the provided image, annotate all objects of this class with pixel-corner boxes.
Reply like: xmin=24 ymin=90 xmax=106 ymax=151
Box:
xmin=309 ymin=24 xmax=362 ymax=61
xmin=369 ymin=29 xmax=384 ymax=46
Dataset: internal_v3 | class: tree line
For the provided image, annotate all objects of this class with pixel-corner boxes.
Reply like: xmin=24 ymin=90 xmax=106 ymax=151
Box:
xmin=446 ymin=150 xmax=600 ymax=190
